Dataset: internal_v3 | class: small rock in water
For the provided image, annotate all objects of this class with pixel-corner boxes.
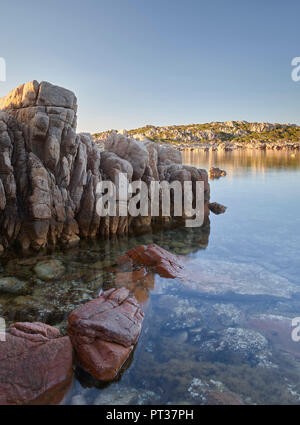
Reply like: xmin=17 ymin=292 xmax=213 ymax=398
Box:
xmin=0 ymin=277 xmax=31 ymax=295
xmin=208 ymin=202 xmax=227 ymax=215
xmin=34 ymin=260 xmax=65 ymax=281
xmin=118 ymin=244 xmax=185 ymax=279
xmin=209 ymin=167 xmax=227 ymax=179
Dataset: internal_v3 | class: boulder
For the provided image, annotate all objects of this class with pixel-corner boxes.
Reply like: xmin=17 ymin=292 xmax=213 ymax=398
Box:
xmin=100 ymin=151 xmax=133 ymax=183
xmin=0 ymin=277 xmax=31 ymax=295
xmin=34 ymin=259 xmax=65 ymax=281
xmin=209 ymin=167 xmax=227 ymax=179
xmin=0 ymin=322 xmax=73 ymax=405
xmin=158 ymin=145 xmax=182 ymax=165
xmin=117 ymin=244 xmax=185 ymax=279
xmin=105 ymin=132 xmax=149 ymax=180
xmin=0 ymin=80 xmax=211 ymax=253
xmin=67 ymin=287 xmax=144 ymax=381
xmin=209 ymin=202 xmax=227 ymax=215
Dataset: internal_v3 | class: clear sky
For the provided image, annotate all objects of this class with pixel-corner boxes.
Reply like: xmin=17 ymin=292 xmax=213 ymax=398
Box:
xmin=0 ymin=0 xmax=299 ymax=133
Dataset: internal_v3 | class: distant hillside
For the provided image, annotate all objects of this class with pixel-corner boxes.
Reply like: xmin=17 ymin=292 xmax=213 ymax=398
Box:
xmin=93 ymin=121 xmax=300 ymax=149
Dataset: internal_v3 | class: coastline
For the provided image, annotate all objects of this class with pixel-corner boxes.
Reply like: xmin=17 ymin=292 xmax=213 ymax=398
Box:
xmin=93 ymin=122 xmax=300 ymax=152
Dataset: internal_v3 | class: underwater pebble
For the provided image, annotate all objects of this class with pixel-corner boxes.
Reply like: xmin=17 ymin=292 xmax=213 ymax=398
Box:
xmin=34 ymin=260 xmax=65 ymax=281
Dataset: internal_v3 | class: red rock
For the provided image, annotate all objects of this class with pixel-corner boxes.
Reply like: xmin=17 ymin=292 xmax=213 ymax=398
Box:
xmin=72 ymin=339 xmax=132 ymax=382
xmin=67 ymin=287 xmax=144 ymax=381
xmin=0 ymin=322 xmax=73 ymax=405
xmin=118 ymin=244 xmax=185 ymax=279
xmin=114 ymin=268 xmax=155 ymax=304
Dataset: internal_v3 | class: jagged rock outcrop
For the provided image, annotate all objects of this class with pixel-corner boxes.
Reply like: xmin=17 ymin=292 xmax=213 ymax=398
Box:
xmin=0 ymin=81 xmax=210 ymax=253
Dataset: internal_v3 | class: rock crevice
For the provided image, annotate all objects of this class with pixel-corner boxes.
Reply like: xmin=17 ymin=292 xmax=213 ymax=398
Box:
xmin=0 ymin=81 xmax=210 ymax=253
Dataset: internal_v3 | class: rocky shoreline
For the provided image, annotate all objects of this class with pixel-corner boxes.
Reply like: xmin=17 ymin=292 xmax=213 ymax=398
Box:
xmin=156 ymin=140 xmax=300 ymax=152
xmin=94 ymin=121 xmax=300 ymax=152
xmin=0 ymin=81 xmax=211 ymax=255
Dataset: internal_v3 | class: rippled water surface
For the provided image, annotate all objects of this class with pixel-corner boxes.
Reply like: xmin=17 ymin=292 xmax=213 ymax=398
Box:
xmin=1 ymin=149 xmax=300 ymax=405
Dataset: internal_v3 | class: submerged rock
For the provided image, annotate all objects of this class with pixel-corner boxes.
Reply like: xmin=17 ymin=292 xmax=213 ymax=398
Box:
xmin=158 ymin=295 xmax=202 ymax=331
xmin=0 ymin=277 xmax=31 ymax=295
xmin=118 ymin=244 xmax=185 ymax=279
xmin=185 ymin=258 xmax=300 ymax=299
xmin=248 ymin=314 xmax=300 ymax=360
xmin=118 ymin=244 xmax=299 ymax=300
xmin=67 ymin=287 xmax=144 ymax=381
xmin=93 ymin=384 xmax=159 ymax=405
xmin=187 ymin=377 xmax=243 ymax=404
xmin=0 ymin=322 xmax=73 ymax=405
xmin=34 ymin=259 xmax=65 ymax=281
xmin=195 ymin=327 xmax=271 ymax=366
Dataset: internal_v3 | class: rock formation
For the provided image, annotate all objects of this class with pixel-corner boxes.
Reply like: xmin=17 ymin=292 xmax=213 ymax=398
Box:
xmin=208 ymin=202 xmax=227 ymax=215
xmin=209 ymin=167 xmax=227 ymax=179
xmin=0 ymin=81 xmax=210 ymax=254
xmin=117 ymin=243 xmax=185 ymax=279
xmin=67 ymin=287 xmax=144 ymax=381
xmin=0 ymin=322 xmax=73 ymax=405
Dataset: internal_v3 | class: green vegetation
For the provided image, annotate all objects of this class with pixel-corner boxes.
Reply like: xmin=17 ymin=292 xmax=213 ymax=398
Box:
xmin=93 ymin=121 xmax=300 ymax=146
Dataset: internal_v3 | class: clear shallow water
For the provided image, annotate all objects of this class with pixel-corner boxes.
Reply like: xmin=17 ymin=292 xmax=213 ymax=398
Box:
xmin=1 ymin=149 xmax=300 ymax=405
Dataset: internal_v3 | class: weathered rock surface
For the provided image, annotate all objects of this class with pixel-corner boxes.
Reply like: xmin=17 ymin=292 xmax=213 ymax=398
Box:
xmin=0 ymin=322 xmax=73 ymax=405
xmin=0 ymin=81 xmax=210 ymax=253
xmin=117 ymin=243 xmax=185 ymax=279
xmin=208 ymin=202 xmax=227 ymax=215
xmin=209 ymin=167 xmax=227 ymax=179
xmin=67 ymin=287 xmax=144 ymax=381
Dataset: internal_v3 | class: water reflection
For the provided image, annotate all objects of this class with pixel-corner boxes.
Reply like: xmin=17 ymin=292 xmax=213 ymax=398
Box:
xmin=182 ymin=149 xmax=300 ymax=177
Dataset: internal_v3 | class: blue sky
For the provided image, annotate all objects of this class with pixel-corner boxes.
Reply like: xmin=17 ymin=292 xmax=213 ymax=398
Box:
xmin=0 ymin=0 xmax=299 ymax=132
